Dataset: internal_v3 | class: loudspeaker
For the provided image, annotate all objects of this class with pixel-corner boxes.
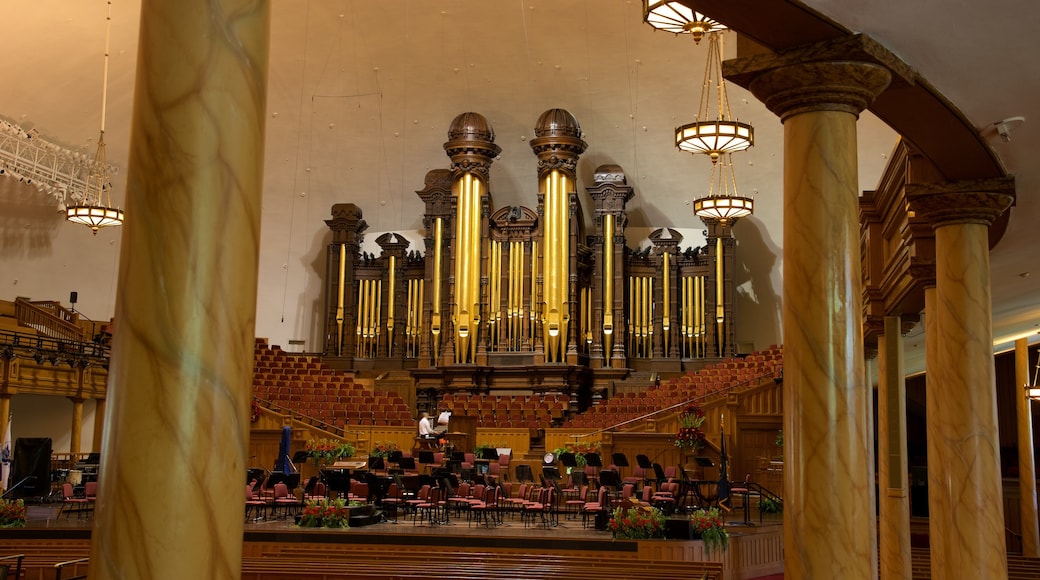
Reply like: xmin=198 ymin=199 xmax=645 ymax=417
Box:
xmin=9 ymin=437 xmax=52 ymax=498
xmin=69 ymin=291 xmax=78 ymax=305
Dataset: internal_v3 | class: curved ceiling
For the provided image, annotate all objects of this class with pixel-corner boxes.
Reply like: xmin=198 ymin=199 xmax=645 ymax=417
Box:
xmin=0 ymin=0 xmax=1036 ymax=365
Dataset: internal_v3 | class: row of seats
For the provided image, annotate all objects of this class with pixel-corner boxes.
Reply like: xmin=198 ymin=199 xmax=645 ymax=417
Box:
xmin=562 ymin=346 xmax=783 ymax=429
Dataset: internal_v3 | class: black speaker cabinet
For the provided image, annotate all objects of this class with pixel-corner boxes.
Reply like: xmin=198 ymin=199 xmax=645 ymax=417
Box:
xmin=10 ymin=437 xmax=52 ymax=498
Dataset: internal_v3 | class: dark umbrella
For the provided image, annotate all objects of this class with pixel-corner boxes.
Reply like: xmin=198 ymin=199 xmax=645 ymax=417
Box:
xmin=276 ymin=425 xmax=292 ymax=473
xmin=717 ymin=425 xmax=730 ymax=508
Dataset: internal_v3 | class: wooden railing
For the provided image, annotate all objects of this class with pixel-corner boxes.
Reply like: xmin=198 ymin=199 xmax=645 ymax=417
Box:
xmin=14 ymin=298 xmax=83 ymax=341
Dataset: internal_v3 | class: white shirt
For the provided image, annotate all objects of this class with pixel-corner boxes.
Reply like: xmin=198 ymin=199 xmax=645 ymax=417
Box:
xmin=437 ymin=411 xmax=451 ymax=426
xmin=418 ymin=416 xmax=435 ymax=436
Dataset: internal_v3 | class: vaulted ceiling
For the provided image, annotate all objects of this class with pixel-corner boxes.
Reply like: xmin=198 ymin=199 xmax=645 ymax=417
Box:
xmin=1 ymin=0 xmax=1036 ymax=371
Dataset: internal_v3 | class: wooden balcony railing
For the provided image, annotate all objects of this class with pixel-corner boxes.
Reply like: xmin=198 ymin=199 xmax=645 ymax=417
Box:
xmin=14 ymin=297 xmax=84 ymax=341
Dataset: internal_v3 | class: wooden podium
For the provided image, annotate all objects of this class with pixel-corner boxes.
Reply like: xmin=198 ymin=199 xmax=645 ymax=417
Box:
xmin=443 ymin=415 xmax=476 ymax=454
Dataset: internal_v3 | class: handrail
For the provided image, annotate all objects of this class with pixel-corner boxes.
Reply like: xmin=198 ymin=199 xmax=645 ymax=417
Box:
xmin=0 ymin=328 xmax=110 ymax=368
xmin=0 ymin=554 xmax=25 ymax=580
xmin=14 ymin=297 xmax=84 ymax=341
xmin=54 ymin=557 xmax=89 ymax=580
xmin=569 ymin=369 xmax=780 ymax=442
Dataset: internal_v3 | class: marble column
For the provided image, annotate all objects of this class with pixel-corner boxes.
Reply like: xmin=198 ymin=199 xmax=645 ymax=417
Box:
xmin=89 ymin=1 xmax=269 ymax=579
xmin=877 ymin=316 xmax=911 ymax=580
xmin=923 ymin=285 xmax=947 ymax=578
xmin=92 ymin=399 xmax=106 ymax=453
xmin=1016 ymin=338 xmax=1040 ymax=557
xmin=70 ymin=398 xmax=84 ymax=455
xmin=726 ymin=37 xmax=894 ymax=579
xmin=0 ymin=395 xmax=9 ymax=446
xmin=908 ymin=179 xmax=1015 ymax=580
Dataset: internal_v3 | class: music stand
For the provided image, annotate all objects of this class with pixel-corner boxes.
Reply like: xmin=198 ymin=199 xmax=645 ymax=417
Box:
xmin=559 ymin=452 xmax=577 ymax=469
xmin=368 ymin=456 xmax=386 ymax=474
xmin=292 ymin=450 xmax=310 ymax=464
xmin=398 ymin=457 xmax=417 ymax=473
xmin=599 ymin=469 xmax=621 ymax=490
xmin=542 ymin=465 xmax=561 ymax=483
xmin=583 ymin=452 xmax=602 ymax=468
xmin=479 ymin=447 xmax=500 ymax=462
xmin=693 ymin=457 xmax=714 ymax=467
xmin=612 ymin=453 xmax=630 ymax=468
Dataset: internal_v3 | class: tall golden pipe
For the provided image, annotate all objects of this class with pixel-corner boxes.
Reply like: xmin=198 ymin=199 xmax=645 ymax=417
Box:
xmin=432 ymin=217 xmax=443 ymax=361
xmin=387 ymin=256 xmax=396 ymax=356
xmin=406 ymin=278 xmax=415 ymax=356
xmin=716 ymin=237 xmax=724 ymax=322
xmin=355 ymin=279 xmax=365 ymax=357
xmin=374 ymin=279 xmax=382 ymax=357
xmin=716 ymin=237 xmax=724 ymax=356
xmin=694 ymin=276 xmax=703 ymax=358
xmin=454 ymin=173 xmax=483 ymax=363
xmin=662 ymin=252 xmax=670 ymax=355
xmin=642 ymin=276 xmax=650 ymax=357
xmin=603 ymin=214 xmax=614 ymax=362
xmin=336 ymin=244 xmax=346 ymax=356
xmin=541 ymin=169 xmax=571 ymax=362
xmin=530 ymin=240 xmax=537 ymax=343
xmin=681 ymin=275 xmax=688 ymax=357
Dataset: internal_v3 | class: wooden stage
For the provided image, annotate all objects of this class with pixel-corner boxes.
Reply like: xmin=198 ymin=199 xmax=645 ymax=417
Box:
xmin=2 ymin=505 xmax=786 ymax=580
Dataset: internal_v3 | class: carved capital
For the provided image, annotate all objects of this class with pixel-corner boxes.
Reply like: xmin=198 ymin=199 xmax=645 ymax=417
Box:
xmin=906 ymin=177 xmax=1015 ymax=228
xmin=725 ymin=35 xmax=906 ymax=121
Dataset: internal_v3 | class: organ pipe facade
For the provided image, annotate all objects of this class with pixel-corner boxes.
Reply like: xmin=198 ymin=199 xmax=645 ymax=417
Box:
xmin=321 ymin=110 xmax=741 ymax=388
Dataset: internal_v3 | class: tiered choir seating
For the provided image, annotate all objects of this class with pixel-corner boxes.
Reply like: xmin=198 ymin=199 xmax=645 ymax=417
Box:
xmin=251 ymin=339 xmax=413 ymax=428
xmin=563 ymin=346 xmax=783 ymax=430
xmin=439 ymin=393 xmax=569 ymax=430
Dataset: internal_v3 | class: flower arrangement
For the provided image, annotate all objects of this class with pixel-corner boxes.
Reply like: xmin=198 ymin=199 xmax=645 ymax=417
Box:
xmin=690 ymin=507 xmax=729 ymax=554
xmin=297 ymin=497 xmax=350 ymax=528
xmin=304 ymin=438 xmax=356 ymax=464
xmin=370 ymin=441 xmax=400 ymax=458
xmin=0 ymin=498 xmax=27 ymax=528
xmin=250 ymin=399 xmax=262 ymax=423
xmin=552 ymin=441 xmax=601 ymax=469
xmin=675 ymin=404 xmax=707 ymax=453
xmin=759 ymin=496 xmax=783 ymax=514
xmin=608 ymin=503 xmax=665 ymax=540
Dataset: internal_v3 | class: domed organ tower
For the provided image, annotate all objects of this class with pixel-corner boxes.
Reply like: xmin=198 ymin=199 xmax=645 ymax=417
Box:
xmin=322 ymin=109 xmax=732 ymax=405
xmin=443 ymin=113 xmax=500 ymax=365
xmin=530 ymin=109 xmax=587 ymax=364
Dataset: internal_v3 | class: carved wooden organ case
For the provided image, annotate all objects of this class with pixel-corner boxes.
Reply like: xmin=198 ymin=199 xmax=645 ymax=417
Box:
xmin=321 ymin=109 xmax=739 ymax=381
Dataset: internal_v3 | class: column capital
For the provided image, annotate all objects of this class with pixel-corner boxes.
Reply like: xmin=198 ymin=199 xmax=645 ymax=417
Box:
xmin=725 ymin=34 xmax=907 ymax=121
xmin=907 ymin=176 xmax=1015 ymax=228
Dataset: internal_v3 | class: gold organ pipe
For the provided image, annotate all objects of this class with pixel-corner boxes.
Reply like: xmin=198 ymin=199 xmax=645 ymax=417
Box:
xmin=432 ymin=217 xmax=443 ymax=361
xmin=603 ymin=214 xmax=614 ymax=362
xmin=694 ymin=276 xmax=703 ymax=358
xmin=662 ymin=253 xmax=670 ymax=355
xmin=680 ymin=275 xmax=688 ymax=357
xmin=642 ymin=276 xmax=650 ymax=357
xmin=387 ymin=256 xmax=395 ymax=357
xmin=716 ymin=237 xmax=724 ymax=322
xmin=453 ymin=173 xmax=483 ymax=363
xmin=374 ymin=279 xmax=382 ymax=358
xmin=336 ymin=244 xmax=346 ymax=357
xmin=406 ymin=278 xmax=414 ymax=356
xmin=530 ymin=240 xmax=537 ymax=342
xmin=359 ymin=278 xmax=368 ymax=357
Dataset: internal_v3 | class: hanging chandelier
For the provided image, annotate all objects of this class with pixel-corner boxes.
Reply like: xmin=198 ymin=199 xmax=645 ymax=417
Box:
xmin=674 ymin=30 xmax=753 ymax=162
xmin=643 ymin=1 xmax=727 ymax=44
xmin=65 ymin=0 xmax=124 ymax=235
xmin=693 ymin=153 xmax=753 ymax=221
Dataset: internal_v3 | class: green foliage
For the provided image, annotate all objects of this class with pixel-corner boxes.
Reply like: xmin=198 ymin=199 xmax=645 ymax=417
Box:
xmin=609 ymin=505 xmax=666 ymax=540
xmin=690 ymin=507 xmax=729 ymax=555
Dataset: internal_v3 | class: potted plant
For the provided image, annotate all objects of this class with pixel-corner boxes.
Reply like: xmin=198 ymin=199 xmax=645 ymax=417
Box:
xmin=304 ymin=438 xmax=356 ymax=465
xmin=370 ymin=441 xmax=400 ymax=458
xmin=690 ymin=507 xmax=729 ymax=555
xmin=759 ymin=496 xmax=783 ymax=514
xmin=297 ymin=497 xmax=350 ymax=528
xmin=675 ymin=404 xmax=707 ymax=454
xmin=0 ymin=498 xmax=27 ymax=528
xmin=608 ymin=503 xmax=665 ymax=540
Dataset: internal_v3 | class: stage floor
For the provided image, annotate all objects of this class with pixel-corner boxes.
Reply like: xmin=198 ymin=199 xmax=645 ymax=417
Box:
xmin=27 ymin=502 xmax=783 ymax=541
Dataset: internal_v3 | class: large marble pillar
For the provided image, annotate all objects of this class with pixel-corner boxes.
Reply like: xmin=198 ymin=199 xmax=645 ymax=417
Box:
xmin=89 ymin=1 xmax=269 ymax=579
xmin=908 ymin=179 xmax=1015 ymax=580
xmin=877 ymin=316 xmax=911 ymax=580
xmin=923 ymin=285 xmax=947 ymax=578
xmin=1016 ymin=338 xmax=1040 ymax=557
xmin=726 ymin=37 xmax=895 ymax=578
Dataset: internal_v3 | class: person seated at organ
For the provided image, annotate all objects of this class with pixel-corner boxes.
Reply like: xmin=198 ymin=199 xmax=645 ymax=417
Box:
xmin=418 ymin=412 xmax=436 ymax=438
xmin=435 ymin=409 xmax=451 ymax=434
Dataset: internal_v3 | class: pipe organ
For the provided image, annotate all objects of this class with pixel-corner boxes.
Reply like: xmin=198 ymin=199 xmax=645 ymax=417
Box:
xmin=321 ymin=109 xmax=741 ymax=388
